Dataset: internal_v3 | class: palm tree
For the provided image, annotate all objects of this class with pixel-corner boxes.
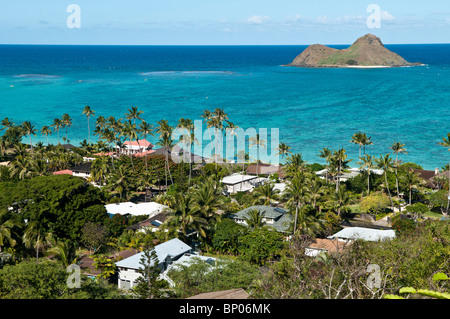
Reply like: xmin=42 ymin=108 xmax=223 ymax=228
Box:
xmin=51 ymin=118 xmax=63 ymax=145
xmin=331 ymin=148 xmax=351 ymax=193
xmin=294 ymin=206 xmax=323 ymax=237
xmin=40 ymin=125 xmax=52 ymax=146
xmin=82 ymin=105 xmax=95 ymax=144
xmin=0 ymin=211 xmax=20 ymax=253
xmin=23 ymin=220 xmax=49 ymax=261
xmin=400 ymin=169 xmax=423 ymax=205
xmin=307 ymin=177 xmax=325 ymax=211
xmin=284 ymin=175 xmax=309 ymax=234
xmin=333 ymin=186 xmax=351 ymax=217
xmin=156 ymin=120 xmax=174 ymax=188
xmin=390 ymin=141 xmax=408 ymax=202
xmin=243 ymin=208 xmax=266 ymax=230
xmin=359 ymin=154 xmax=375 ymax=195
xmin=361 ymin=133 xmax=373 ymax=155
xmin=138 ymin=120 xmax=154 ymax=171
xmin=252 ymin=183 xmax=280 ymax=205
xmin=191 ymin=177 xmax=224 ymax=224
xmin=283 ymin=153 xmax=306 ymax=179
xmin=121 ymin=120 xmax=139 ymax=167
xmin=249 ymin=133 xmax=266 ymax=176
xmin=375 ymin=154 xmax=394 ymax=207
xmin=350 ymin=131 xmax=364 ymax=165
xmin=275 ymin=142 xmax=292 ymax=164
xmin=91 ymin=156 xmax=110 ymax=186
xmin=177 ymin=118 xmax=196 ymax=186
xmin=61 ymin=113 xmax=72 ymax=142
xmin=126 ymin=106 xmax=143 ymax=125
xmin=11 ymin=155 xmax=32 ymax=180
xmin=162 ymin=193 xmax=208 ymax=241
xmin=21 ymin=121 xmax=36 ymax=150
xmin=318 ymin=147 xmax=332 ymax=181
xmin=0 ymin=117 xmax=14 ymax=131
xmin=137 ymin=170 xmax=156 ymax=202
xmin=109 ymin=165 xmax=129 ymax=201
xmin=45 ymin=237 xmax=81 ymax=268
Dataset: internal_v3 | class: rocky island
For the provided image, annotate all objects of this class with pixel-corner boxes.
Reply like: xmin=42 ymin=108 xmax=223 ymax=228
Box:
xmin=286 ymin=34 xmax=422 ymax=68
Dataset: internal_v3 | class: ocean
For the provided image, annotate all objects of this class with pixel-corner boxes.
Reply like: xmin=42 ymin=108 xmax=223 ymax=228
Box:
xmin=1 ymin=44 xmax=450 ymax=169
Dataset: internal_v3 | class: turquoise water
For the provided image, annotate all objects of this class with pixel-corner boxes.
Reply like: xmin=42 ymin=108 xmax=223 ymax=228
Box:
xmin=1 ymin=44 xmax=450 ymax=169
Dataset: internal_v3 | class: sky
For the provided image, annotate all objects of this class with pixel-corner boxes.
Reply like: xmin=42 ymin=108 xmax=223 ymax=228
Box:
xmin=0 ymin=0 xmax=450 ymax=45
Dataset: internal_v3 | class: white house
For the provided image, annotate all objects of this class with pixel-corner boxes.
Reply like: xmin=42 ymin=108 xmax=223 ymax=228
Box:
xmin=327 ymin=226 xmax=395 ymax=243
xmin=117 ymin=139 xmax=154 ymax=155
xmin=71 ymin=162 xmax=92 ymax=179
xmin=115 ymin=238 xmax=193 ymax=290
xmin=105 ymin=201 xmax=168 ymax=217
xmin=220 ymin=173 xmax=270 ymax=194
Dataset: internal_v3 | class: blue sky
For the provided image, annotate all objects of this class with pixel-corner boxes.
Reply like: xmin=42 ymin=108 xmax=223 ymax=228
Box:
xmin=1 ymin=0 xmax=450 ymax=45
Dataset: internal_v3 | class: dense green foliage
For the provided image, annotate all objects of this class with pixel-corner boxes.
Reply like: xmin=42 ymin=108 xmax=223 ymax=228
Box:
xmin=0 ymin=259 xmax=124 ymax=299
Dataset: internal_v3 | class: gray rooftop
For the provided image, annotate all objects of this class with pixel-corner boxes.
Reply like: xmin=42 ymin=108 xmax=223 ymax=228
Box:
xmin=115 ymin=238 xmax=192 ymax=270
xmin=328 ymin=227 xmax=396 ymax=242
xmin=232 ymin=205 xmax=293 ymax=233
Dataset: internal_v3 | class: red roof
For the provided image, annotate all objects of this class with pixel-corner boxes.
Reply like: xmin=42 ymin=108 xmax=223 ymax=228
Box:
xmin=123 ymin=139 xmax=154 ymax=147
xmin=53 ymin=169 xmax=73 ymax=175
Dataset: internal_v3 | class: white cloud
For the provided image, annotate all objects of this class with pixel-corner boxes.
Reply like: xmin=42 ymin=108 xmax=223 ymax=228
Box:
xmin=381 ymin=11 xmax=395 ymax=21
xmin=246 ymin=15 xmax=271 ymax=25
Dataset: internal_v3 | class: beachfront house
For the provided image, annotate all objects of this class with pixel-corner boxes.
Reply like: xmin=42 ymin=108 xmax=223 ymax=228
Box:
xmin=220 ymin=173 xmax=270 ymax=194
xmin=246 ymin=163 xmax=286 ymax=180
xmin=232 ymin=205 xmax=294 ymax=233
xmin=115 ymin=238 xmax=193 ymax=289
xmin=316 ymin=167 xmax=383 ymax=182
xmin=117 ymin=139 xmax=154 ymax=156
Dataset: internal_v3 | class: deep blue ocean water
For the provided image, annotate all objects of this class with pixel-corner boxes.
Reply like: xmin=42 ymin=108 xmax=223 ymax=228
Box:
xmin=1 ymin=44 xmax=450 ymax=169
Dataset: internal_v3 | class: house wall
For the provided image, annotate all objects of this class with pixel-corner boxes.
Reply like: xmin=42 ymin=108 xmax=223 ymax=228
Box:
xmin=72 ymin=172 xmax=90 ymax=179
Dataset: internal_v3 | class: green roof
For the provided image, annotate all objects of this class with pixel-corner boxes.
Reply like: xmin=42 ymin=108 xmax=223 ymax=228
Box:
xmin=232 ymin=205 xmax=293 ymax=233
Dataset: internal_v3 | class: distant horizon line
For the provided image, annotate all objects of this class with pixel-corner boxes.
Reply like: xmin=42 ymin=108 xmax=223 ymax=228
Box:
xmin=1 ymin=42 xmax=450 ymax=46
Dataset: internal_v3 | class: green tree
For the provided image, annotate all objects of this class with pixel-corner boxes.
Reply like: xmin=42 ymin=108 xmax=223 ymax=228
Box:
xmin=82 ymin=105 xmax=95 ymax=144
xmin=21 ymin=121 xmax=36 ymax=150
xmin=212 ymin=218 xmax=247 ymax=255
xmin=133 ymin=247 xmax=171 ymax=299
xmin=238 ymin=227 xmax=286 ymax=265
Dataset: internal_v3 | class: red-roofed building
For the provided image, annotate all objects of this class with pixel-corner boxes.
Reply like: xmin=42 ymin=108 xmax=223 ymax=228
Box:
xmin=117 ymin=139 xmax=154 ymax=155
xmin=53 ymin=169 xmax=73 ymax=175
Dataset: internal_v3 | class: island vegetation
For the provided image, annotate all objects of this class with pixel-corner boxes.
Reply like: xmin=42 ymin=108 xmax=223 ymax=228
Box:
xmin=0 ymin=106 xmax=448 ymax=300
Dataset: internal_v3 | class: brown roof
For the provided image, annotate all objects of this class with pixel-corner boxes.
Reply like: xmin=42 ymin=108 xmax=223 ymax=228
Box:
xmin=246 ymin=163 xmax=285 ymax=178
xmin=127 ymin=212 xmax=169 ymax=231
xmin=308 ymin=238 xmax=347 ymax=253
xmin=187 ymin=288 xmax=249 ymax=299
xmin=413 ymin=169 xmax=439 ymax=181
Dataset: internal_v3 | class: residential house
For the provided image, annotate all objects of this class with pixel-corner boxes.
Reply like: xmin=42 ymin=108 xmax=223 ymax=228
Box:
xmin=327 ymin=226 xmax=396 ymax=243
xmin=117 ymin=139 xmax=154 ymax=156
xmin=115 ymin=238 xmax=193 ymax=289
xmin=105 ymin=201 xmax=168 ymax=217
xmin=416 ymin=168 xmax=444 ymax=188
xmin=231 ymin=205 xmax=294 ymax=234
xmin=246 ymin=163 xmax=286 ymax=179
xmin=220 ymin=173 xmax=268 ymax=194
xmin=127 ymin=211 xmax=169 ymax=233
xmin=71 ymin=162 xmax=92 ymax=179
xmin=305 ymin=238 xmax=348 ymax=257
xmin=150 ymin=145 xmax=207 ymax=164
